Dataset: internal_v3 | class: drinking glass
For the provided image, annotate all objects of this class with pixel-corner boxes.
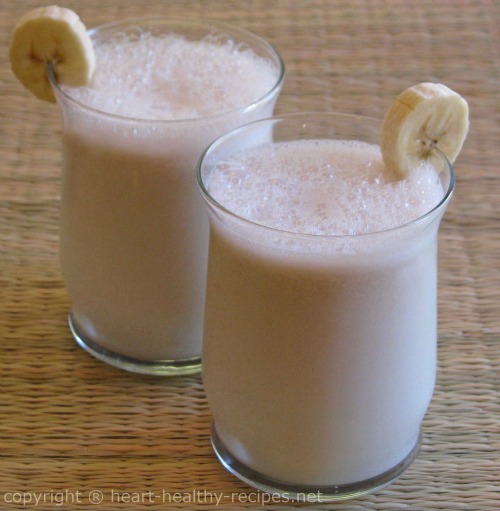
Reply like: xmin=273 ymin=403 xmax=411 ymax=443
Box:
xmin=50 ymin=18 xmax=284 ymax=375
xmin=197 ymin=113 xmax=454 ymax=500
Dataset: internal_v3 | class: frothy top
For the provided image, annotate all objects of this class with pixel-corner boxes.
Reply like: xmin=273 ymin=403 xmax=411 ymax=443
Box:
xmin=206 ymin=140 xmax=445 ymax=236
xmin=63 ymin=31 xmax=279 ymax=120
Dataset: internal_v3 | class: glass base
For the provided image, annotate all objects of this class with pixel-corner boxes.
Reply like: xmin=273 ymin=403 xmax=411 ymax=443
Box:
xmin=211 ymin=422 xmax=421 ymax=502
xmin=68 ymin=312 xmax=201 ymax=376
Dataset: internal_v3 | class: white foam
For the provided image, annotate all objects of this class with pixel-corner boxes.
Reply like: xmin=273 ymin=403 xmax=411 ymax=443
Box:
xmin=63 ymin=31 xmax=278 ymax=120
xmin=207 ymin=139 xmax=445 ymax=235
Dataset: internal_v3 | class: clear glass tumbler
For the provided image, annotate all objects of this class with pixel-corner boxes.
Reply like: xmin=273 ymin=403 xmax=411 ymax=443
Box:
xmin=51 ymin=18 xmax=284 ymax=375
xmin=197 ymin=113 xmax=454 ymax=500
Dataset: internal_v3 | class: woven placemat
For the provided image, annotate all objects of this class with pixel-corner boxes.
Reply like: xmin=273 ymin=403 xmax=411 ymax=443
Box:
xmin=1 ymin=0 xmax=498 ymax=509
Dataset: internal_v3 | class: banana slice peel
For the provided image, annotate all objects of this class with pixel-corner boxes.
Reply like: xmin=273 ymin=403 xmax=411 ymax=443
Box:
xmin=9 ymin=5 xmax=95 ymax=103
xmin=381 ymin=82 xmax=469 ymax=176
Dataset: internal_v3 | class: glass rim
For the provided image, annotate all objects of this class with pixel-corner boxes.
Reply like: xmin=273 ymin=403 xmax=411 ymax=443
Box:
xmin=49 ymin=16 xmax=285 ymax=125
xmin=196 ymin=111 xmax=456 ymax=240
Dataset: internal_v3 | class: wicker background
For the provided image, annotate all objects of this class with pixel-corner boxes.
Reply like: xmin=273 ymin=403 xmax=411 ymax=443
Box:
xmin=1 ymin=0 xmax=499 ymax=509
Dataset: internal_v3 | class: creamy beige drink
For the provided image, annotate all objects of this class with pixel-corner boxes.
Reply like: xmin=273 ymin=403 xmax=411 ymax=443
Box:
xmin=198 ymin=113 xmax=455 ymax=499
xmin=52 ymin=19 xmax=284 ymax=374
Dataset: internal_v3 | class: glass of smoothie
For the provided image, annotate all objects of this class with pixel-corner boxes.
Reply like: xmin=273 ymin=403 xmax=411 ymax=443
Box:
xmin=49 ymin=18 xmax=284 ymax=375
xmin=197 ymin=112 xmax=455 ymax=499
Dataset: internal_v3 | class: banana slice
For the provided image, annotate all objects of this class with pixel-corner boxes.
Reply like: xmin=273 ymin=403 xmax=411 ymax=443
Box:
xmin=9 ymin=5 xmax=95 ymax=103
xmin=381 ymin=82 xmax=469 ymax=176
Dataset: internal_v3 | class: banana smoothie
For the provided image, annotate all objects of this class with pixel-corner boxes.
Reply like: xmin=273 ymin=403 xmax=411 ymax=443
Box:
xmin=9 ymin=8 xmax=284 ymax=374
xmin=204 ymin=137 xmax=443 ymax=486
xmin=198 ymin=97 xmax=466 ymax=499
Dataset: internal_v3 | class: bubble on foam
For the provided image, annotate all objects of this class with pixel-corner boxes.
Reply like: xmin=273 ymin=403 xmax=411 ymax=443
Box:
xmin=207 ymin=139 xmax=445 ymax=236
xmin=63 ymin=31 xmax=278 ymax=120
